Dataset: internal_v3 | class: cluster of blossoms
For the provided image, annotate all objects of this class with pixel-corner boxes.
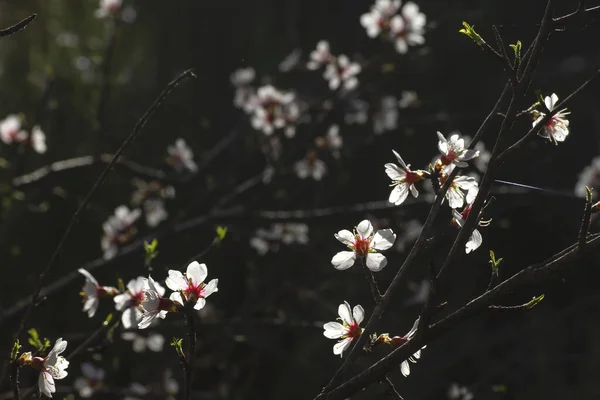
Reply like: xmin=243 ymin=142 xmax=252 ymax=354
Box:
xmin=250 ymin=223 xmax=309 ymax=255
xmin=531 ymin=93 xmax=570 ymax=144
xmin=101 ymin=205 xmax=141 ymax=259
xmin=17 ymin=338 xmax=69 ymax=397
xmin=166 ymin=138 xmax=198 ymax=173
xmin=307 ymin=41 xmax=361 ymax=91
xmin=230 ymin=68 xmax=301 ymax=137
xmin=130 ymin=178 xmax=175 ymax=227
xmin=0 ymin=114 xmax=47 ymax=153
xmin=360 ymin=0 xmax=427 ymax=54
xmin=78 ymin=261 xmax=218 ymax=329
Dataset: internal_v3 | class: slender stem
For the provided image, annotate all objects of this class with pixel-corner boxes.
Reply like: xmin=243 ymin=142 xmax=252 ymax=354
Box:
xmin=360 ymin=258 xmax=382 ymax=303
xmin=183 ymin=310 xmax=196 ymax=400
xmin=9 ymin=363 xmax=19 ymax=400
xmin=0 ymin=14 xmax=36 ymax=37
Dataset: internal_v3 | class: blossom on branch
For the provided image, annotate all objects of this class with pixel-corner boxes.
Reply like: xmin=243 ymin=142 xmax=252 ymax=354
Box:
xmin=94 ymin=0 xmax=122 ymax=19
xmin=139 ymin=276 xmax=181 ymax=329
xmin=167 ymin=138 xmax=198 ymax=173
xmin=385 ymin=150 xmax=427 ymax=205
xmin=436 ymin=132 xmax=480 ymax=169
xmin=78 ymin=268 xmax=118 ymax=318
xmin=250 ymin=85 xmax=300 ymax=137
xmin=101 ymin=206 xmax=141 ymax=259
xmin=323 ymin=301 xmax=364 ymax=357
xmin=532 ymin=93 xmax=571 ymax=144
xmin=114 ymin=276 xmax=165 ymax=329
xmin=0 ymin=114 xmax=27 ymax=144
xmin=439 ymin=166 xmax=479 ymax=209
xmin=165 ymin=261 xmax=219 ymax=311
xmin=451 ymin=204 xmax=490 ymax=253
xmin=22 ymin=338 xmax=69 ymax=398
xmin=331 ymin=219 xmax=396 ymax=271
xmin=307 ymin=41 xmax=361 ymax=91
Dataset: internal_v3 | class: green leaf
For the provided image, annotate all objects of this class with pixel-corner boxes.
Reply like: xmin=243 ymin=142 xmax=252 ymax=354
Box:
xmin=144 ymin=239 xmax=159 ymax=266
xmin=11 ymin=340 xmax=21 ymax=362
xmin=525 ymin=294 xmax=545 ymax=309
xmin=459 ymin=22 xmax=486 ymax=47
xmin=489 ymin=250 xmax=503 ymax=276
xmin=509 ymin=40 xmax=522 ymax=63
xmin=171 ymin=337 xmax=185 ymax=359
xmin=216 ymin=226 xmax=228 ymax=242
xmin=103 ymin=313 xmax=113 ymax=327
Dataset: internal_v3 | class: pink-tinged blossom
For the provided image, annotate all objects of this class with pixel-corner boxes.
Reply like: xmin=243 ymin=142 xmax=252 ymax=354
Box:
xmin=78 ymin=268 xmax=118 ymax=318
xmin=94 ymin=0 xmax=122 ymax=19
xmin=451 ymin=204 xmax=491 ymax=254
xmin=360 ymin=0 xmax=401 ymax=38
xmin=389 ymin=2 xmax=427 ymax=54
xmin=533 ymin=93 xmax=570 ymax=143
xmin=323 ymin=301 xmax=364 ymax=357
xmin=323 ymin=54 xmax=361 ymax=91
xmin=250 ymin=85 xmax=300 ymax=137
xmin=114 ymin=277 xmax=166 ymax=329
xmin=575 ymin=156 xmax=600 ymax=197
xmin=101 ymin=206 xmax=141 ymax=259
xmin=307 ymin=40 xmax=333 ymax=70
xmin=439 ymin=167 xmax=479 ymax=209
xmin=332 ymin=219 xmax=396 ymax=272
xmin=167 ymin=138 xmax=198 ymax=173
xmin=139 ymin=276 xmax=180 ymax=329
xmin=26 ymin=338 xmax=69 ymax=398
xmin=0 ymin=114 xmax=28 ymax=144
xmin=165 ymin=261 xmax=219 ymax=311
xmin=436 ymin=132 xmax=480 ymax=168
xmin=385 ymin=150 xmax=426 ymax=205
xmin=74 ymin=363 xmax=105 ymax=398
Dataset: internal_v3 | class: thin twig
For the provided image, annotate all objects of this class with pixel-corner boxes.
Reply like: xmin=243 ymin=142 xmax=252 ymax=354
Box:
xmin=384 ymin=376 xmax=403 ymax=399
xmin=360 ymin=258 xmax=382 ymax=303
xmin=8 ymin=69 xmax=197 ymax=366
xmin=0 ymin=14 xmax=36 ymax=37
xmin=183 ymin=310 xmax=196 ymax=400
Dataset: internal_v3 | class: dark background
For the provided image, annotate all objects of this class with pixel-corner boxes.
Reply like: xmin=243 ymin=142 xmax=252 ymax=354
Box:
xmin=1 ymin=0 xmax=600 ymax=399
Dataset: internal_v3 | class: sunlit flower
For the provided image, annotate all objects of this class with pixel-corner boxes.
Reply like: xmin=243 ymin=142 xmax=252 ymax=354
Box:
xmin=29 ymin=338 xmax=69 ymax=398
xmin=332 ymin=219 xmax=396 ymax=271
xmin=139 ymin=276 xmax=180 ymax=329
xmin=376 ymin=318 xmax=426 ymax=376
xmin=101 ymin=206 xmax=141 ymax=259
xmin=533 ymin=93 xmax=570 ymax=143
xmin=385 ymin=150 xmax=427 ymax=205
xmin=575 ymin=156 xmax=600 ymax=197
xmin=436 ymin=132 xmax=480 ymax=169
xmin=0 ymin=114 xmax=27 ymax=144
xmin=324 ymin=55 xmax=361 ymax=91
xmin=323 ymin=301 xmax=364 ymax=357
xmin=390 ymin=2 xmax=427 ymax=54
xmin=307 ymin=40 xmax=333 ymax=70
xmin=166 ymin=261 xmax=219 ymax=311
xmin=74 ymin=363 xmax=104 ymax=398
xmin=114 ymin=277 xmax=165 ymax=329
xmin=121 ymin=331 xmax=165 ymax=352
xmin=167 ymin=138 xmax=198 ymax=173
xmin=295 ymin=151 xmax=327 ymax=180
xmin=94 ymin=0 xmax=122 ymax=19
xmin=439 ymin=167 xmax=479 ymax=209
xmin=451 ymin=204 xmax=490 ymax=253
xmin=78 ymin=268 xmax=118 ymax=318
xmin=448 ymin=383 xmax=474 ymax=400
xmin=373 ymin=96 xmax=399 ymax=134
xmin=31 ymin=125 xmax=47 ymax=154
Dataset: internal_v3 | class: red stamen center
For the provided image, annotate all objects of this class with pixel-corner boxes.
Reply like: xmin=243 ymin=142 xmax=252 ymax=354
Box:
xmin=353 ymin=236 xmax=371 ymax=257
xmin=346 ymin=323 xmax=361 ymax=339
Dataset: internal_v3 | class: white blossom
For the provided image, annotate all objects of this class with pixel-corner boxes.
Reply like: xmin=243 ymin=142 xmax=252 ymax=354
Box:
xmin=78 ymin=268 xmax=118 ymax=318
xmin=373 ymin=96 xmax=399 ymax=134
xmin=436 ymin=132 xmax=480 ymax=168
xmin=451 ymin=204 xmax=490 ymax=254
xmin=331 ymin=219 xmax=396 ymax=272
xmin=575 ymin=156 xmax=600 ymax=197
xmin=74 ymin=363 xmax=104 ymax=398
xmin=167 ymin=138 xmax=198 ymax=172
xmin=323 ymin=54 xmax=361 ymax=91
xmin=114 ymin=276 xmax=165 ymax=329
xmin=533 ymin=93 xmax=570 ymax=143
xmin=31 ymin=125 xmax=47 ymax=154
xmin=385 ymin=150 xmax=426 ymax=205
xmin=121 ymin=332 xmax=165 ymax=352
xmin=295 ymin=153 xmax=327 ymax=180
xmin=440 ymin=167 xmax=479 ymax=209
xmin=101 ymin=206 xmax=141 ymax=259
xmin=165 ymin=261 xmax=219 ymax=311
xmin=323 ymin=301 xmax=364 ymax=357
xmin=390 ymin=2 xmax=427 ymax=54
xmin=144 ymin=198 xmax=169 ymax=227
xmin=0 ymin=114 xmax=27 ymax=144
xmin=398 ymin=318 xmax=426 ymax=377
xmin=94 ymin=0 xmax=122 ymax=19
xmin=307 ymin=40 xmax=333 ymax=70
xmin=35 ymin=338 xmax=69 ymax=398
xmin=250 ymin=85 xmax=300 ymax=137
xmin=360 ymin=0 xmax=401 ymax=38
xmin=138 ymin=276 xmax=175 ymax=329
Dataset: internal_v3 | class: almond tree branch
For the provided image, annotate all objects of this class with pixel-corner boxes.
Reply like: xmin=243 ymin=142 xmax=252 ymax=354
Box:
xmin=6 ymin=69 xmax=197 ymax=373
xmin=321 ymin=234 xmax=600 ymax=399
xmin=0 ymin=14 xmax=36 ymax=37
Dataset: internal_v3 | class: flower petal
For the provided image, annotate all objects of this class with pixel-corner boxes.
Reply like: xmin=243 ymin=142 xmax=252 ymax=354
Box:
xmin=187 ymin=262 xmax=208 ymax=286
xmin=385 ymin=163 xmax=406 ymax=181
xmin=334 ymin=230 xmax=355 ymax=246
xmin=400 ymin=360 xmax=411 ymax=377
xmin=333 ymin=337 xmax=353 ymax=356
xmin=366 ymin=252 xmax=387 ymax=272
xmin=352 ymin=305 xmax=365 ymax=325
xmin=323 ymin=322 xmax=347 ymax=339
xmin=169 ymin=291 xmax=184 ymax=305
xmin=371 ymin=229 xmax=396 ymax=250
xmin=389 ymin=184 xmax=409 ymax=205
xmin=165 ymin=270 xmax=188 ymax=291
xmin=465 ymin=229 xmax=483 ymax=254
xmin=356 ymin=220 xmax=373 ymax=239
xmin=331 ymin=251 xmax=356 ymax=270
xmin=338 ymin=301 xmax=353 ymax=325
